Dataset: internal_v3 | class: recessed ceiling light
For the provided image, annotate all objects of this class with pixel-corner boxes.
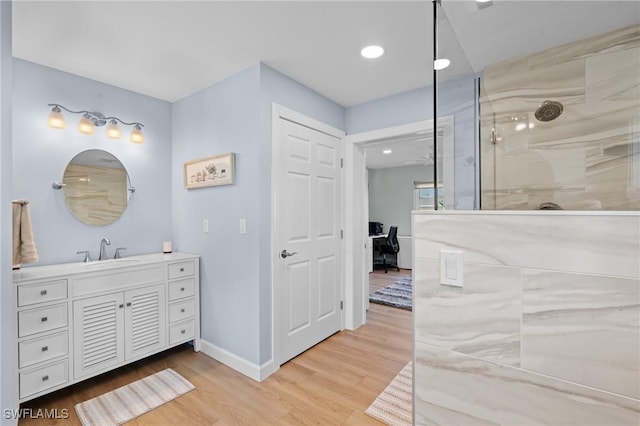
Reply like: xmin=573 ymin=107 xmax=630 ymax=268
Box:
xmin=476 ymin=0 xmax=492 ymax=3
xmin=434 ymin=58 xmax=451 ymax=71
xmin=361 ymin=45 xmax=384 ymax=59
xmin=383 ymin=149 xmax=392 ymax=154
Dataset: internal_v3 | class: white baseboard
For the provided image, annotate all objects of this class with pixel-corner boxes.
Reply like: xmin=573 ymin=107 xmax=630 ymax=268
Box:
xmin=199 ymin=339 xmax=276 ymax=382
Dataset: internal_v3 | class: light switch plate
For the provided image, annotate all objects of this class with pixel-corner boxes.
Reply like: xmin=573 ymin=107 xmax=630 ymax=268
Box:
xmin=239 ymin=219 xmax=246 ymax=234
xmin=202 ymin=219 xmax=209 ymax=233
xmin=440 ymin=250 xmax=464 ymax=287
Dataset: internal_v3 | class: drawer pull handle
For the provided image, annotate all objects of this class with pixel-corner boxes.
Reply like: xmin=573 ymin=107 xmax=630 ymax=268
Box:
xmin=41 ymin=317 xmax=48 ymax=322
xmin=119 ymin=304 xmax=124 ymax=309
xmin=180 ymin=268 xmax=184 ymax=272
xmin=41 ymin=346 xmax=48 ymax=352
xmin=181 ymin=287 xmax=185 ymax=292
xmin=126 ymin=302 xmax=132 ymax=307
xmin=181 ymin=329 xmax=186 ymax=334
xmin=42 ymin=375 xmax=49 ymax=382
xmin=180 ymin=308 xmax=185 ymax=313
xmin=40 ymin=290 xmax=48 ymax=296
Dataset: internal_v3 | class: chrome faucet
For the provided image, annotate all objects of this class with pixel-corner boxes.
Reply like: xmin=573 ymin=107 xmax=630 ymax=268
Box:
xmin=99 ymin=237 xmax=111 ymax=261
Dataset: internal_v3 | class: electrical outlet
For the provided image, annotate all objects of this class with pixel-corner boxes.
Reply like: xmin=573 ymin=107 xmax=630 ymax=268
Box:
xmin=202 ymin=219 xmax=209 ymax=233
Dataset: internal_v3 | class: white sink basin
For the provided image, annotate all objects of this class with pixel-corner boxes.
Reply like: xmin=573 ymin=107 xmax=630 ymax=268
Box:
xmin=83 ymin=258 xmax=141 ymax=269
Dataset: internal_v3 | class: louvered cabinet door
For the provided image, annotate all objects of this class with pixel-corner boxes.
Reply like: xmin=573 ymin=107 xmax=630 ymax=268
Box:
xmin=124 ymin=284 xmax=166 ymax=360
xmin=73 ymin=293 xmax=125 ymax=379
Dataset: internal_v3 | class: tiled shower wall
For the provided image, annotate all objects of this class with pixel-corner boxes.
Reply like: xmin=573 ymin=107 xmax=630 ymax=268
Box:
xmin=413 ymin=211 xmax=640 ymax=425
xmin=481 ymin=24 xmax=640 ymax=210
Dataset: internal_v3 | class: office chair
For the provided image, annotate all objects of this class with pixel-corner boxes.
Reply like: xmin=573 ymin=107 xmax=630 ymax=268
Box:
xmin=377 ymin=226 xmax=400 ymax=273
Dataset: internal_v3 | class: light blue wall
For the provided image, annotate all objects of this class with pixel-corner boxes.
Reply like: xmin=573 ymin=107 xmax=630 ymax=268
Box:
xmin=437 ymin=76 xmax=478 ymax=209
xmin=172 ymin=63 xmax=344 ymax=366
xmin=1 ymin=1 xmax=15 ymax=419
xmin=368 ymin=165 xmax=433 ymax=237
xmin=171 ymin=65 xmax=262 ymax=364
xmin=346 ymin=77 xmax=478 ymax=209
xmin=12 ymin=59 xmax=173 ymax=265
xmin=345 ymin=86 xmax=432 ymax=135
xmin=257 ymin=64 xmax=344 ymax=364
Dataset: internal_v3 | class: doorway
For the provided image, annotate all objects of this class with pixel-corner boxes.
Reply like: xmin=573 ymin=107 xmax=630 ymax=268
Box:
xmin=344 ymin=117 xmax=454 ymax=325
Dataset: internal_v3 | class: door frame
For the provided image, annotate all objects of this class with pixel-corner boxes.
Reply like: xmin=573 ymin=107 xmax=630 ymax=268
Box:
xmin=343 ymin=117 xmax=454 ymax=329
xmin=271 ymin=103 xmax=346 ymax=369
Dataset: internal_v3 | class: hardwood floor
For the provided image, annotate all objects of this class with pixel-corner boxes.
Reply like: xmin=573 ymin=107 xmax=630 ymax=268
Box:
xmin=19 ymin=284 xmax=412 ymax=426
xmin=369 ymin=268 xmax=412 ymax=295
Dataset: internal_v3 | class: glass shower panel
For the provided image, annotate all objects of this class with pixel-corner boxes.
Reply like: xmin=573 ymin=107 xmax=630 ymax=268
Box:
xmin=434 ymin=1 xmax=479 ymax=210
xmin=476 ymin=3 xmax=640 ymax=211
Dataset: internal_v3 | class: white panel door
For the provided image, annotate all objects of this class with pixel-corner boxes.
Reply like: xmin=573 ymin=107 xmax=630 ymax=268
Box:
xmin=275 ymin=116 xmax=343 ymax=365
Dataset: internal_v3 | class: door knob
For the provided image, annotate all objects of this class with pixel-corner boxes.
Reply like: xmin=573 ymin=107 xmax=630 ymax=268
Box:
xmin=280 ymin=250 xmax=298 ymax=259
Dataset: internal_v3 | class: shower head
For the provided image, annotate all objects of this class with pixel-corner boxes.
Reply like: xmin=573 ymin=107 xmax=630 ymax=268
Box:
xmin=535 ymin=101 xmax=564 ymax=122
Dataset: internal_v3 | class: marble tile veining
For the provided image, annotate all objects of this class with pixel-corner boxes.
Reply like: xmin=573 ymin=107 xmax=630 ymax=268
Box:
xmin=414 ymin=342 xmax=640 ymax=426
xmin=522 ymin=270 xmax=640 ymax=399
xmin=413 ymin=213 xmax=640 ymax=279
xmin=481 ymin=23 xmax=640 ymax=211
xmin=414 ymin=259 xmax=521 ymax=367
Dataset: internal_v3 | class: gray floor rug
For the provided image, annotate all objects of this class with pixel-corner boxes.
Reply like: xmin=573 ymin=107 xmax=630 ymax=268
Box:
xmin=75 ymin=368 xmax=194 ymax=426
xmin=365 ymin=361 xmax=412 ymax=426
xmin=369 ymin=276 xmax=412 ymax=311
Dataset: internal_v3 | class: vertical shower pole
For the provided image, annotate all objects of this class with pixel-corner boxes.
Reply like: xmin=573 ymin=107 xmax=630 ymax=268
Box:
xmin=433 ymin=0 xmax=440 ymax=210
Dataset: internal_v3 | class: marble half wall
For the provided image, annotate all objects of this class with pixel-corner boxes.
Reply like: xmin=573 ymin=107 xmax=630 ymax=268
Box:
xmin=413 ymin=211 xmax=640 ymax=425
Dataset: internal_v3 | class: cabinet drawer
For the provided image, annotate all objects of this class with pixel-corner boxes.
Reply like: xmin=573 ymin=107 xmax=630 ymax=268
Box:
xmin=18 ymin=280 xmax=67 ymax=307
xmin=19 ymin=331 xmax=68 ymax=369
xmin=169 ymin=320 xmax=195 ymax=345
xmin=169 ymin=299 xmax=195 ymax=323
xmin=168 ymin=261 xmax=195 ymax=280
xmin=19 ymin=359 xmax=68 ymax=399
xmin=168 ymin=278 xmax=195 ymax=301
xmin=18 ymin=304 xmax=67 ymax=338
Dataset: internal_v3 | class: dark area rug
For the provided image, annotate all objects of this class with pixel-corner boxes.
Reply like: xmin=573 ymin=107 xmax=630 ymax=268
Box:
xmin=369 ymin=276 xmax=412 ymax=311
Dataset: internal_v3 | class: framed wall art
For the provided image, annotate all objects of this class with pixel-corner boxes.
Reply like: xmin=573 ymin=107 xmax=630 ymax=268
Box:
xmin=184 ymin=152 xmax=235 ymax=189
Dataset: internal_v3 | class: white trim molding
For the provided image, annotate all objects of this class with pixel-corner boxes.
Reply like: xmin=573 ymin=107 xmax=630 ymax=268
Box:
xmin=199 ymin=339 xmax=275 ymax=382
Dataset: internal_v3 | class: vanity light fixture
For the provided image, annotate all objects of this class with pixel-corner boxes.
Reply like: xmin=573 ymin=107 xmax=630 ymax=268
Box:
xmin=47 ymin=104 xmax=145 ymax=144
xmin=77 ymin=113 xmax=95 ymax=135
xmin=106 ymin=120 xmax=122 ymax=139
xmin=47 ymin=105 xmax=66 ymax=129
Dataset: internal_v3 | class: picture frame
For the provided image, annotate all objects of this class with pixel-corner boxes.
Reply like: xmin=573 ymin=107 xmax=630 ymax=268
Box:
xmin=184 ymin=152 xmax=235 ymax=189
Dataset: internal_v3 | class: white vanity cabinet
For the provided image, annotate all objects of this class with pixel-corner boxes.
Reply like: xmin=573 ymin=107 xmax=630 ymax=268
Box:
xmin=13 ymin=253 xmax=200 ymax=403
xmin=73 ymin=283 xmax=167 ymax=379
xmin=16 ymin=279 xmax=70 ymax=401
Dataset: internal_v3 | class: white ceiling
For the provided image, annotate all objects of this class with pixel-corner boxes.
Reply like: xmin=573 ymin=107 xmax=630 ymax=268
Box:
xmin=12 ymin=0 xmax=640 ymax=168
xmin=363 ymin=133 xmax=434 ymax=169
xmin=13 ymin=0 xmax=433 ymax=106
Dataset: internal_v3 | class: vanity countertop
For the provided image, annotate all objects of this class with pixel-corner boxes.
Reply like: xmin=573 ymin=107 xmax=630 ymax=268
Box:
xmin=13 ymin=252 xmax=199 ymax=283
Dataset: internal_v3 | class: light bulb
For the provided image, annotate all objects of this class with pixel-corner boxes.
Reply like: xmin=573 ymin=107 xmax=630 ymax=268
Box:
xmin=130 ymin=124 xmax=144 ymax=144
xmin=47 ymin=106 xmax=66 ymax=129
xmin=434 ymin=58 xmax=451 ymax=71
xmin=77 ymin=113 xmax=95 ymax=135
xmin=361 ymin=45 xmax=384 ymax=59
xmin=106 ymin=119 xmax=121 ymax=139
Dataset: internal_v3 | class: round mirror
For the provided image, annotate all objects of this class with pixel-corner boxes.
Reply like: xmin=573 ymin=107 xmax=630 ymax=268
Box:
xmin=62 ymin=149 xmax=132 ymax=226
